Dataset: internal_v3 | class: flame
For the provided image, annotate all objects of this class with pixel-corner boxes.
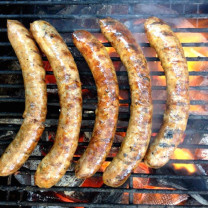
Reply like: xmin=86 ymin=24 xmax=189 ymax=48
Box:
xmin=99 ymin=161 xmax=111 ymax=172
xmin=172 ymin=148 xmax=197 ymax=174
xmin=105 ymin=47 xmax=116 ymax=55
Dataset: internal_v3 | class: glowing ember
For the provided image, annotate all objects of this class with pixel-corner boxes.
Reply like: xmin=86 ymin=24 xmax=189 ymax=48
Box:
xmin=172 ymin=148 xmax=197 ymax=174
xmin=43 ymin=61 xmax=56 ymax=84
xmin=82 ymin=89 xmax=90 ymax=95
xmin=55 ymin=193 xmax=77 ymax=203
xmin=133 ymin=186 xmax=188 ymax=205
xmin=81 ymin=177 xmax=103 ymax=188
xmin=132 ymin=163 xmax=188 ymax=205
xmin=55 ymin=193 xmax=85 ymax=208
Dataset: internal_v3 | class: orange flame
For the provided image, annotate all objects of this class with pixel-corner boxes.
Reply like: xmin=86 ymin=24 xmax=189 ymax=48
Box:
xmin=99 ymin=161 xmax=111 ymax=172
xmin=172 ymin=148 xmax=197 ymax=174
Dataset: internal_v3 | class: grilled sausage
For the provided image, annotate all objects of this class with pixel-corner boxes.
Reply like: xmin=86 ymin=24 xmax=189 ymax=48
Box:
xmin=143 ymin=17 xmax=190 ymax=168
xmin=30 ymin=21 xmax=82 ymax=188
xmin=0 ymin=20 xmax=47 ymax=176
xmin=99 ymin=18 xmax=153 ymax=187
xmin=72 ymin=30 xmax=119 ymax=179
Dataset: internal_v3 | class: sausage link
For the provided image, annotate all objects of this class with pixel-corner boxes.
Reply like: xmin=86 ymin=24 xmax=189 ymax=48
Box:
xmin=144 ymin=17 xmax=190 ymax=168
xmin=0 ymin=20 xmax=47 ymax=176
xmin=72 ymin=30 xmax=119 ymax=179
xmin=99 ymin=18 xmax=152 ymax=187
xmin=30 ymin=21 xmax=82 ymax=188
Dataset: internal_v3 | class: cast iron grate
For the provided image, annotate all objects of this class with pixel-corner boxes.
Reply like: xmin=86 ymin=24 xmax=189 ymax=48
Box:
xmin=0 ymin=0 xmax=208 ymax=207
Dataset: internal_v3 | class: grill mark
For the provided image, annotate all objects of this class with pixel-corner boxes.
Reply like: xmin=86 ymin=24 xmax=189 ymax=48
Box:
xmin=105 ymin=20 xmax=116 ymax=26
xmin=128 ymin=43 xmax=139 ymax=52
xmin=164 ymin=130 xmax=173 ymax=139
xmin=161 ymin=31 xmax=173 ymax=37
xmin=159 ymin=143 xmax=175 ymax=148
xmin=150 ymin=21 xmax=165 ymax=26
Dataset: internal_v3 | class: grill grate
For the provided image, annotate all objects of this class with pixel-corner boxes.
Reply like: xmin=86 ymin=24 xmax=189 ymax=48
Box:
xmin=0 ymin=0 xmax=208 ymax=207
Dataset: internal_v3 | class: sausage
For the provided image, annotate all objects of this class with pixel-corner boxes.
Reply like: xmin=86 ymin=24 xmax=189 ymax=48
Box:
xmin=143 ymin=17 xmax=190 ymax=168
xmin=72 ymin=30 xmax=119 ymax=179
xmin=99 ymin=18 xmax=153 ymax=187
xmin=0 ymin=20 xmax=47 ymax=176
xmin=30 ymin=21 xmax=82 ymax=188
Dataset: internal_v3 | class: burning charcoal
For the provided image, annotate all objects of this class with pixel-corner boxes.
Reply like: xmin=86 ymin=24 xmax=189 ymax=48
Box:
xmin=0 ymin=131 xmax=15 ymax=155
xmin=195 ymin=134 xmax=208 ymax=175
xmin=0 ymin=130 xmax=14 ymax=140
xmin=133 ymin=189 xmax=188 ymax=205
xmin=90 ymin=182 xmax=127 ymax=206
xmin=155 ymin=166 xmax=208 ymax=205
xmin=132 ymin=163 xmax=188 ymax=205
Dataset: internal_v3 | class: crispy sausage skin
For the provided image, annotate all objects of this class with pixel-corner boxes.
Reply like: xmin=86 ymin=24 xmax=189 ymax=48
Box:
xmin=0 ymin=20 xmax=47 ymax=176
xmin=144 ymin=17 xmax=190 ymax=168
xmin=30 ymin=21 xmax=82 ymax=188
xmin=100 ymin=18 xmax=152 ymax=187
xmin=72 ymin=30 xmax=119 ymax=179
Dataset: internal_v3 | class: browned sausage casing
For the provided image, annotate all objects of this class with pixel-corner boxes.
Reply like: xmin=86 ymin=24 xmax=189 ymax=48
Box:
xmin=72 ymin=30 xmax=119 ymax=179
xmin=0 ymin=20 xmax=47 ymax=176
xmin=100 ymin=18 xmax=153 ymax=187
xmin=30 ymin=21 xmax=82 ymax=188
xmin=144 ymin=17 xmax=190 ymax=169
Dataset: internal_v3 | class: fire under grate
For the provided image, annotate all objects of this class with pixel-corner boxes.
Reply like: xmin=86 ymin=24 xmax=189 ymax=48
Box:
xmin=0 ymin=0 xmax=208 ymax=207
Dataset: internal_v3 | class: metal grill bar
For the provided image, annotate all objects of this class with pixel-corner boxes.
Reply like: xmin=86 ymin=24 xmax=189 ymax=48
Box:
xmin=11 ymin=170 xmax=208 ymax=180
xmin=0 ymin=0 xmax=206 ymax=5
xmin=0 ymin=112 xmax=207 ymax=120
xmin=2 ymin=42 xmax=208 ymax=47
xmin=0 ymin=84 xmax=208 ymax=91
xmin=0 ymin=140 xmax=207 ymax=150
xmin=0 ymin=185 xmax=207 ymax=194
xmin=0 ymin=97 xmax=207 ymax=105
xmin=1 ymin=28 xmax=208 ymax=33
xmin=2 ymin=14 xmax=208 ymax=19
xmin=0 ymin=202 xmax=205 ymax=208
xmin=0 ymin=126 xmax=207 ymax=134
xmin=1 ymin=56 xmax=208 ymax=62
xmin=1 ymin=70 xmax=208 ymax=76
xmin=13 ymin=156 xmax=207 ymax=164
